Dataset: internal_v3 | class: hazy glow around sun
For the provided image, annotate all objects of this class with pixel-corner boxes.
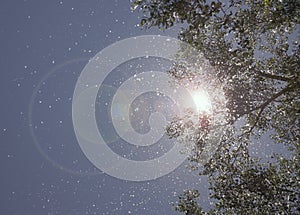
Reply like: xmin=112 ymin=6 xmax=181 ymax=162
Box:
xmin=191 ymin=90 xmax=212 ymax=113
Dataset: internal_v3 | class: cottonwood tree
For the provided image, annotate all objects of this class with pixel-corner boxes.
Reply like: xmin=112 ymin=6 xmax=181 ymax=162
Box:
xmin=133 ymin=0 xmax=299 ymax=214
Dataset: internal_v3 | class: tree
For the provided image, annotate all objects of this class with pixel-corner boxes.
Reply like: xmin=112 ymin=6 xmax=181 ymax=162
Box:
xmin=133 ymin=0 xmax=300 ymax=214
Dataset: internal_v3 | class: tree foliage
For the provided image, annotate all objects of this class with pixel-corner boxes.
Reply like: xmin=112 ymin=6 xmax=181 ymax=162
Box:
xmin=133 ymin=0 xmax=300 ymax=214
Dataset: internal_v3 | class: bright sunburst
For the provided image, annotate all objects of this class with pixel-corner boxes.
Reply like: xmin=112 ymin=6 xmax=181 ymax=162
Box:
xmin=191 ymin=90 xmax=212 ymax=113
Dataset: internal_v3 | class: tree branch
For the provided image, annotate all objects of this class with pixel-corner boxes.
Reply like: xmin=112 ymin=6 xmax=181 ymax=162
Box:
xmin=245 ymin=84 xmax=295 ymax=115
xmin=256 ymin=71 xmax=292 ymax=82
xmin=243 ymin=84 xmax=295 ymax=134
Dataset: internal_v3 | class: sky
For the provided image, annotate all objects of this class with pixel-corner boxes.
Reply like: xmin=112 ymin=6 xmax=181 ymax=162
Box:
xmin=0 ymin=1 xmax=211 ymax=214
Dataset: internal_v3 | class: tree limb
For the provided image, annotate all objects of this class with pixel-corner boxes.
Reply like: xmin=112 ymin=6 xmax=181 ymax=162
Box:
xmin=244 ymin=84 xmax=295 ymax=115
xmin=256 ymin=70 xmax=292 ymax=82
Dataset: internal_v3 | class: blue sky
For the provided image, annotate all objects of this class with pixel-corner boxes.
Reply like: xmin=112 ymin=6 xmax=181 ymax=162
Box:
xmin=0 ymin=1 xmax=211 ymax=214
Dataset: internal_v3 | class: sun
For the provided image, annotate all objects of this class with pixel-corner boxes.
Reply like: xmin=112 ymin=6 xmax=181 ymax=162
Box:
xmin=191 ymin=90 xmax=212 ymax=113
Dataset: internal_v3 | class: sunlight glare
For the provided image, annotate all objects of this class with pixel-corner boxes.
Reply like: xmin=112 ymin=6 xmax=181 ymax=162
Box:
xmin=191 ymin=90 xmax=212 ymax=113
